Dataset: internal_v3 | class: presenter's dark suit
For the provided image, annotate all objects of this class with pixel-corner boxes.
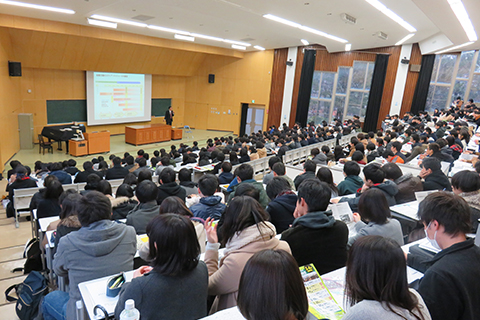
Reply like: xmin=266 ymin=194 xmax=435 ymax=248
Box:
xmin=165 ymin=109 xmax=174 ymax=125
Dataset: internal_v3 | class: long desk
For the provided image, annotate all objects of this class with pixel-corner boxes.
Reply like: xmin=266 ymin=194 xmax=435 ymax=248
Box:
xmin=125 ymin=124 xmax=172 ymax=145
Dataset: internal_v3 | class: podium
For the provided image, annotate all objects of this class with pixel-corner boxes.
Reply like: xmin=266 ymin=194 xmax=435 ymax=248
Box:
xmin=69 ymin=140 xmax=88 ymax=156
xmin=125 ymin=124 xmax=171 ymax=145
xmin=84 ymin=131 xmax=110 ymax=154
xmin=171 ymin=129 xmax=183 ymax=140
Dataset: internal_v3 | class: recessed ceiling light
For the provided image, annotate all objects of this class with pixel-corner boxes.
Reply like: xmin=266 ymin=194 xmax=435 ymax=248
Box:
xmin=223 ymin=39 xmax=251 ymax=47
xmin=254 ymin=45 xmax=265 ymax=51
xmin=263 ymin=14 xmax=301 ymax=28
xmin=364 ymin=0 xmax=416 ymax=33
xmin=90 ymin=14 xmax=146 ymax=27
xmin=436 ymin=41 xmax=474 ymax=54
xmin=232 ymin=44 xmax=247 ymax=50
xmin=87 ymin=18 xmax=117 ymax=29
xmin=345 ymin=43 xmax=352 ymax=51
xmin=447 ymin=0 xmax=477 ymax=41
xmin=301 ymin=39 xmax=309 ymax=45
xmin=174 ymin=34 xmax=195 ymax=42
xmin=395 ymin=33 xmax=415 ymax=46
xmin=148 ymin=25 xmax=190 ymax=35
xmin=0 ymin=0 xmax=74 ymax=14
xmin=191 ymin=33 xmax=223 ymax=42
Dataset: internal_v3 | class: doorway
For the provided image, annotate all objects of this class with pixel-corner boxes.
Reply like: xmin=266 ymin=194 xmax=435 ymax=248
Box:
xmin=240 ymin=103 xmax=265 ymax=136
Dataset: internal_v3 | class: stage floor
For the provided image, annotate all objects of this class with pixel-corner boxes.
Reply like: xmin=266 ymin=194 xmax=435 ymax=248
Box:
xmin=5 ymin=128 xmax=234 ymax=174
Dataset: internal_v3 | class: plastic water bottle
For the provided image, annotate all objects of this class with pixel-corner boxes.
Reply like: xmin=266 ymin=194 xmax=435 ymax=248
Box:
xmin=119 ymin=299 xmax=140 ymax=320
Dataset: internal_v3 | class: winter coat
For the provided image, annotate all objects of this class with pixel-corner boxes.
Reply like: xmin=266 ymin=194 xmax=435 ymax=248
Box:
xmin=394 ymin=173 xmax=423 ymax=204
xmin=191 ymin=196 xmax=226 ymax=220
xmin=422 ymin=170 xmax=452 ymax=191
xmin=111 ymin=196 xmax=138 ymax=220
xmin=157 ymin=182 xmax=187 ymax=204
xmin=266 ymin=192 xmax=297 ymax=233
xmin=126 ymin=200 xmax=160 ymax=234
xmin=337 ymin=175 xmax=363 ymax=196
xmin=460 ymin=191 xmax=480 ymax=233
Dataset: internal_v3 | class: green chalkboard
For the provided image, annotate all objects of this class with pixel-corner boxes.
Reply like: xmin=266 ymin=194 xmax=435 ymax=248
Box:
xmin=152 ymin=98 xmax=171 ymax=117
xmin=47 ymin=100 xmax=87 ymax=124
xmin=46 ymin=98 xmax=172 ymax=124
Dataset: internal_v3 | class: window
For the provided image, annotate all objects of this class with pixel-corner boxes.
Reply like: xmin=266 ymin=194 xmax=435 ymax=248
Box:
xmin=308 ymin=72 xmax=335 ymax=125
xmin=347 ymin=61 xmax=374 ymax=119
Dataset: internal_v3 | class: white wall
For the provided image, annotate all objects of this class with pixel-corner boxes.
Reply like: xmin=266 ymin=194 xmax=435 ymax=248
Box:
xmin=389 ymin=44 xmax=413 ymax=116
xmin=281 ymin=47 xmax=298 ymax=125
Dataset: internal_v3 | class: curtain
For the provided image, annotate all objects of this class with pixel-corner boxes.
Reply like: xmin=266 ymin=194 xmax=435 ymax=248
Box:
xmin=363 ymin=54 xmax=389 ymax=133
xmin=410 ymin=54 xmax=435 ymax=115
xmin=295 ymin=49 xmax=316 ymax=127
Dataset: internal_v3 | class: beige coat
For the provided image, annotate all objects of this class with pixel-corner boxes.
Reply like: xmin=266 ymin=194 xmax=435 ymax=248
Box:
xmin=205 ymin=222 xmax=291 ymax=314
xmin=257 ymin=147 xmax=267 ymax=158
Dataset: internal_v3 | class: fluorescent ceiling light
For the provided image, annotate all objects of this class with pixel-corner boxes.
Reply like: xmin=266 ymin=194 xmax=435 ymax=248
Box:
xmin=90 ymin=15 xmax=147 ymax=28
xmin=231 ymin=44 xmax=247 ymax=50
xmin=345 ymin=43 xmax=352 ymax=51
xmin=87 ymin=18 xmax=117 ymax=29
xmin=174 ymin=34 xmax=195 ymax=42
xmin=300 ymin=39 xmax=309 ymax=45
xmin=254 ymin=45 xmax=265 ymax=51
xmin=223 ymin=39 xmax=251 ymax=46
xmin=364 ymin=0 xmax=416 ymax=33
xmin=190 ymin=33 xmax=223 ymax=41
xmin=395 ymin=33 xmax=415 ymax=46
xmin=447 ymin=0 xmax=477 ymax=41
xmin=148 ymin=25 xmax=190 ymax=35
xmin=436 ymin=41 xmax=474 ymax=54
xmin=0 ymin=0 xmax=74 ymax=14
xmin=263 ymin=14 xmax=348 ymax=43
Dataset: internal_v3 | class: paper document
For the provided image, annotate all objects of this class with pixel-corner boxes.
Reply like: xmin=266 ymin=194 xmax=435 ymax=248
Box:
xmin=415 ymin=191 xmax=436 ymax=203
xmin=390 ymin=201 xmax=419 ymax=221
xmin=330 ymin=202 xmax=357 ymax=237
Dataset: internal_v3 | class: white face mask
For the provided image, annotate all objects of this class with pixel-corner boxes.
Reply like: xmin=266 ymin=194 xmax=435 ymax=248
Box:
xmin=424 ymin=221 xmax=441 ymax=251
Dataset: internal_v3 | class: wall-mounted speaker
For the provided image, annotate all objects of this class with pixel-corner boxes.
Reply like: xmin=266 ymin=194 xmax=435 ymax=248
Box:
xmin=208 ymin=74 xmax=215 ymax=83
xmin=8 ymin=61 xmax=21 ymax=77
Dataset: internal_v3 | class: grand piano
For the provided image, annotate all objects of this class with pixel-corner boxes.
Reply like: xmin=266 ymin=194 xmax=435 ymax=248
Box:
xmin=41 ymin=124 xmax=86 ymax=154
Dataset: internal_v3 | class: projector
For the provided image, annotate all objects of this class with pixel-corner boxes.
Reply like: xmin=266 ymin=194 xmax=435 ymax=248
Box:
xmin=375 ymin=31 xmax=388 ymax=40
xmin=340 ymin=13 xmax=357 ymax=25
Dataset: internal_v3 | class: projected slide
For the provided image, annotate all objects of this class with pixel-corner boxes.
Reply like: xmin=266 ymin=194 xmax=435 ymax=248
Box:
xmin=86 ymin=71 xmax=152 ymax=126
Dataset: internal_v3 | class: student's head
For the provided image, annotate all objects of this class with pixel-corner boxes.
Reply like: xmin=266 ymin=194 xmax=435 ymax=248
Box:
xmin=268 ymin=156 xmax=282 ymax=170
xmin=97 ymin=180 xmax=112 ymax=196
xmin=112 ymin=157 xmax=121 ymax=166
xmin=159 ymin=196 xmax=192 ymax=217
xmin=321 ymin=145 xmax=330 ymax=154
xmin=346 ymin=236 xmax=421 ymax=316
xmin=77 ymin=191 xmax=112 ymax=227
xmin=82 ymin=161 xmax=93 ymax=170
xmin=136 ymin=157 xmax=147 ymax=168
xmin=272 ymin=162 xmax=286 ymax=176
xmin=10 ymin=160 xmax=21 ymax=170
xmin=352 ymin=151 xmax=364 ymax=163
xmin=303 ymin=160 xmax=316 ymax=173
xmin=343 ymin=161 xmax=360 ymax=177
xmin=220 ymin=196 xmax=270 ymax=246
xmin=310 ymin=148 xmax=320 ymax=157
xmin=295 ymin=179 xmax=331 ymax=217
xmin=146 ymin=214 xmax=199 ymax=276
xmin=135 ymin=180 xmax=158 ymax=203
xmin=427 ymin=142 xmax=440 ymax=155
xmin=382 ymin=162 xmax=403 ymax=181
xmin=125 ymin=155 xmax=134 ymax=165
xmin=420 ymin=157 xmax=441 ymax=177
xmin=221 ymin=161 xmax=232 ymax=173
xmin=235 ymin=183 xmax=260 ymax=201
xmin=178 ymin=168 xmax=192 ymax=183
xmin=316 ymin=167 xmax=335 ymax=187
xmin=366 ymin=142 xmax=376 ymax=152
xmin=358 ymin=189 xmax=391 ymax=224
xmin=137 ymin=169 xmax=152 ymax=183
xmin=67 ymin=159 xmax=77 ymax=167
xmin=391 ymin=141 xmax=402 ymax=153
xmin=59 ymin=192 xmax=81 ymax=220
xmin=116 ymin=184 xmax=135 ymax=198
xmin=84 ymin=173 xmax=101 ymax=190
xmin=266 ymin=177 xmax=292 ymax=201
xmin=418 ymin=192 xmax=471 ymax=239
xmin=236 ymin=164 xmax=254 ymax=182
xmin=45 ymin=180 xmax=64 ymax=200
xmin=237 ymin=249 xmax=309 ymax=320
xmin=43 ymin=174 xmax=59 ymax=188
xmin=198 ymin=174 xmax=219 ymax=197
xmin=137 ymin=149 xmax=144 ymax=157
xmin=363 ymin=163 xmax=385 ymax=185
xmin=122 ymin=173 xmax=137 ymax=186
xmin=451 ymin=170 xmax=480 ymax=195
xmin=160 ymin=167 xmax=176 ymax=184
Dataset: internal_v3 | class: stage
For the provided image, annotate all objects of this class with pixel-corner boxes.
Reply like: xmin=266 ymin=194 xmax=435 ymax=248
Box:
xmin=5 ymin=128 xmax=234 ymax=174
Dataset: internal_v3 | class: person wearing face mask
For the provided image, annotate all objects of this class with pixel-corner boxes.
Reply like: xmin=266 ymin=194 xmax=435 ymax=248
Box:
xmin=414 ymin=192 xmax=480 ymax=320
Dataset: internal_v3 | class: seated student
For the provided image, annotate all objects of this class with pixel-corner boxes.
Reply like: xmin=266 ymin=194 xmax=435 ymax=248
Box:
xmin=74 ymin=161 xmax=103 ymax=183
xmin=42 ymin=191 xmax=136 ymax=320
xmin=155 ymin=156 xmax=174 ymax=176
xmin=348 ymin=189 xmax=403 ymax=248
xmin=293 ymin=160 xmax=317 ymax=190
xmin=80 ymin=173 xmax=102 ymax=195
xmin=37 ymin=180 xmax=64 ymax=219
xmin=239 ymin=148 xmax=250 ymax=163
xmin=366 ymin=142 xmax=379 ymax=163
xmin=337 ymin=161 xmax=363 ymax=196
xmin=391 ymin=141 xmax=407 ymax=163
xmin=64 ymin=159 xmax=80 ymax=176
xmin=405 ymin=135 xmax=428 ymax=163
xmin=124 ymin=155 xmax=136 ymax=172
xmin=310 ymin=147 xmax=327 ymax=165
xmin=178 ymin=168 xmax=198 ymax=196
xmin=212 ymin=152 xmax=225 ymax=175
xmin=383 ymin=149 xmax=405 ymax=164
xmin=265 ymin=177 xmax=297 ymax=234
xmin=352 ymin=150 xmax=367 ymax=165
xmin=191 ymin=174 xmax=226 ymax=221
xmin=218 ymin=162 xmax=234 ymax=184
xmin=281 ymin=179 xmax=348 ymax=275
xmin=29 ymin=175 xmax=58 ymax=211
xmin=423 ymin=142 xmax=454 ymax=163
xmin=337 ymin=162 xmax=398 ymax=212
xmin=414 ymin=192 xmax=480 ymax=320
xmin=382 ymin=162 xmax=423 ymax=204
xmin=272 ymin=162 xmax=295 ymax=190
xmin=451 ymin=170 xmax=480 ymax=233
xmin=316 ymin=167 xmax=339 ymax=198
xmin=322 ymin=145 xmax=335 ymax=162
xmin=127 ymin=180 xmax=160 ymax=234
xmin=344 ymin=236 xmax=431 ymax=320
xmin=157 ymin=168 xmax=186 ymax=205
xmin=133 ymin=157 xmax=150 ymax=177
xmin=115 ymin=214 xmax=208 ymax=320
xmin=227 ymin=164 xmax=269 ymax=208
xmin=204 ymin=196 xmax=290 ymax=313
xmin=262 ymin=156 xmax=282 ymax=185
xmin=106 ymin=157 xmax=129 ymax=180
xmin=111 ymin=184 xmax=138 ymax=220
xmin=418 ymin=157 xmax=452 ymax=191
xmin=48 ymin=162 xmax=72 ymax=185
xmin=137 ymin=169 xmax=152 ymax=184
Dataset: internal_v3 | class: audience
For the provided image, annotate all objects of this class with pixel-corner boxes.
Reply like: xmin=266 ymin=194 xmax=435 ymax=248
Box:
xmin=111 ymin=184 xmax=138 ymax=220
xmin=48 ymin=162 xmax=72 ymax=184
xmin=419 ymin=157 xmax=452 ymax=191
xmin=451 ymin=170 xmax=480 ymax=233
xmin=272 ymin=162 xmax=295 ymax=190
xmin=74 ymin=161 xmax=103 ymax=183
xmin=37 ymin=179 xmax=63 ymax=219
xmin=190 ymin=174 xmax=226 ymax=220
xmin=262 ymin=156 xmax=282 ymax=185
xmin=7 ymin=166 xmax=38 ymax=218
xmin=218 ymin=162 xmax=234 ymax=184
xmin=105 ymin=157 xmax=129 ymax=180
xmin=126 ymin=180 xmax=160 ymax=234
xmin=265 ymin=177 xmax=297 ymax=234
xmin=382 ymin=162 xmax=423 ymax=204
xmin=178 ymin=168 xmax=198 ymax=196
xmin=316 ymin=167 xmax=339 ymax=198
xmin=337 ymin=161 xmax=363 ymax=196
xmin=227 ymin=164 xmax=269 ymax=208
xmin=157 ymin=168 xmax=186 ymax=205
xmin=293 ymin=160 xmax=317 ymax=190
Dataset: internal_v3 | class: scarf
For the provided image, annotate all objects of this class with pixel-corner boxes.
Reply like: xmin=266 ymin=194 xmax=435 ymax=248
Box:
xmin=224 ymin=221 xmax=276 ymax=255
xmin=460 ymin=191 xmax=480 ymax=212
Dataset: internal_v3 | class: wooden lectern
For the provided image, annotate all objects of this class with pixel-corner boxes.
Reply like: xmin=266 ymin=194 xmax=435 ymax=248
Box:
xmin=171 ymin=129 xmax=183 ymax=140
xmin=84 ymin=131 xmax=110 ymax=154
xmin=69 ymin=140 xmax=88 ymax=156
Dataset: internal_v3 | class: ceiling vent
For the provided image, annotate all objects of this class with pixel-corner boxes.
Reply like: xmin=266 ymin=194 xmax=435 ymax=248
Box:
xmin=376 ymin=31 xmax=388 ymax=40
xmin=340 ymin=13 xmax=356 ymax=25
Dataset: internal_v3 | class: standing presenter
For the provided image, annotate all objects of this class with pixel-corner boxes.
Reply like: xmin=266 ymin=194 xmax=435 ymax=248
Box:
xmin=165 ymin=106 xmax=174 ymax=125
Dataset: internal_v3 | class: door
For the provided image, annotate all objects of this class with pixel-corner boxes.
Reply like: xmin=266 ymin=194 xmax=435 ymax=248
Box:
xmin=241 ymin=104 xmax=265 ymax=136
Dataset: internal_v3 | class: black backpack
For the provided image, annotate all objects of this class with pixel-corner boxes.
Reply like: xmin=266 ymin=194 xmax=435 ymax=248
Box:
xmin=5 ymin=271 xmax=48 ymax=320
xmin=12 ymin=238 xmax=44 ymax=275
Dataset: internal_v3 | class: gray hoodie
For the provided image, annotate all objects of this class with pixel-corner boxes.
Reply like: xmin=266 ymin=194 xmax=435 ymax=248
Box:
xmin=53 ymin=220 xmax=136 ymax=320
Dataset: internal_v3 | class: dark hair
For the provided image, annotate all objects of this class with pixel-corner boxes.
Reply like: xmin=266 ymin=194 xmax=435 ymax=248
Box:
xmin=77 ymin=191 xmax=112 ymax=227
xmin=67 ymin=159 xmax=77 ymax=167
xmin=220 ymin=196 xmax=270 ymax=246
xmin=428 ymin=143 xmax=440 ymax=153
xmin=85 ymin=173 xmax=101 ymax=190
xmin=43 ymin=175 xmax=59 ymax=188
xmin=178 ymin=168 xmax=192 ymax=182
xmin=391 ymin=141 xmax=402 ymax=152
xmin=125 ymin=155 xmax=134 ymax=165
xmin=417 ymin=192 xmax=471 ymax=236
xmin=116 ymin=184 xmax=134 ymax=198
xmin=352 ymin=151 xmax=364 ymax=162
xmin=98 ymin=161 xmax=108 ymax=171
xmin=321 ymin=145 xmax=330 ymax=154
xmin=297 ymin=179 xmax=331 ymax=212
xmin=135 ymin=180 xmax=158 ymax=203
xmin=112 ymin=157 xmax=121 ymax=166
xmin=451 ymin=170 xmax=480 ymax=193
xmin=272 ymin=162 xmax=286 ymax=176
xmin=382 ymin=162 xmax=403 ymax=181
xmin=266 ymin=177 xmax=292 ymax=200
xmin=45 ymin=180 xmax=64 ymax=199
xmin=160 ymin=167 xmax=176 ymax=184
xmin=303 ymin=160 xmax=316 ymax=173
xmin=366 ymin=142 xmax=376 ymax=151
xmin=159 ymin=197 xmax=192 ymax=217
xmin=136 ymin=157 xmax=147 ymax=167
xmin=310 ymin=148 xmax=320 ymax=157
xmin=122 ymin=173 xmax=137 ymax=186
xmin=137 ymin=149 xmax=145 ymax=156
xmin=59 ymin=192 xmax=82 ymax=220
xmin=344 ymin=161 xmax=360 ymax=176
xmin=197 ymin=174 xmax=218 ymax=197
xmin=137 ymin=169 xmax=152 ymax=183
xmin=358 ymin=189 xmax=391 ymax=224
xmin=146 ymin=214 xmax=199 ymax=276
xmin=238 ymin=249 xmax=309 ymax=320
xmin=335 ymin=146 xmax=345 ymax=161
xmin=363 ymin=163 xmax=385 ymax=184
xmin=316 ymin=167 xmax=338 ymax=195
xmin=235 ymin=183 xmax=260 ymax=201
xmin=82 ymin=161 xmax=93 ymax=170
xmin=236 ymin=164 xmax=254 ymax=181
xmin=268 ymin=156 xmax=282 ymax=169
xmin=97 ymin=180 xmax=112 ymax=196
xmin=346 ymin=236 xmax=425 ymax=320
xmin=221 ymin=161 xmax=232 ymax=173
xmin=420 ymin=157 xmax=441 ymax=172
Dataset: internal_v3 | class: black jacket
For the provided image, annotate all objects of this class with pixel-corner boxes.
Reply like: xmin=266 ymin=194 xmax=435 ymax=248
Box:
xmin=417 ymin=239 xmax=480 ymax=320
xmin=157 ymin=182 xmax=186 ymax=205
xmin=74 ymin=168 xmax=103 ymax=183
xmin=37 ymin=198 xmax=61 ymax=219
xmin=266 ymin=193 xmax=297 ymax=234
xmin=106 ymin=165 xmax=129 ymax=180
xmin=340 ymin=180 xmax=398 ymax=212
xmin=431 ymin=151 xmax=454 ymax=163
xmin=423 ymin=170 xmax=452 ymax=191
xmin=293 ymin=171 xmax=317 ymax=190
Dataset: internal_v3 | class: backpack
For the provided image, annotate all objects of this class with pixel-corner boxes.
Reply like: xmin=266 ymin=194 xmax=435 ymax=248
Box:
xmin=5 ymin=271 xmax=48 ymax=320
xmin=12 ymin=238 xmax=44 ymax=274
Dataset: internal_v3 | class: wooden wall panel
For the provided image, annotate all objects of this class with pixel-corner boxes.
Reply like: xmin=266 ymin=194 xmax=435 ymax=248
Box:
xmin=289 ymin=47 xmax=305 ymax=127
xmin=267 ymin=48 xmax=288 ymax=128
xmin=400 ymin=43 xmax=422 ymax=117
